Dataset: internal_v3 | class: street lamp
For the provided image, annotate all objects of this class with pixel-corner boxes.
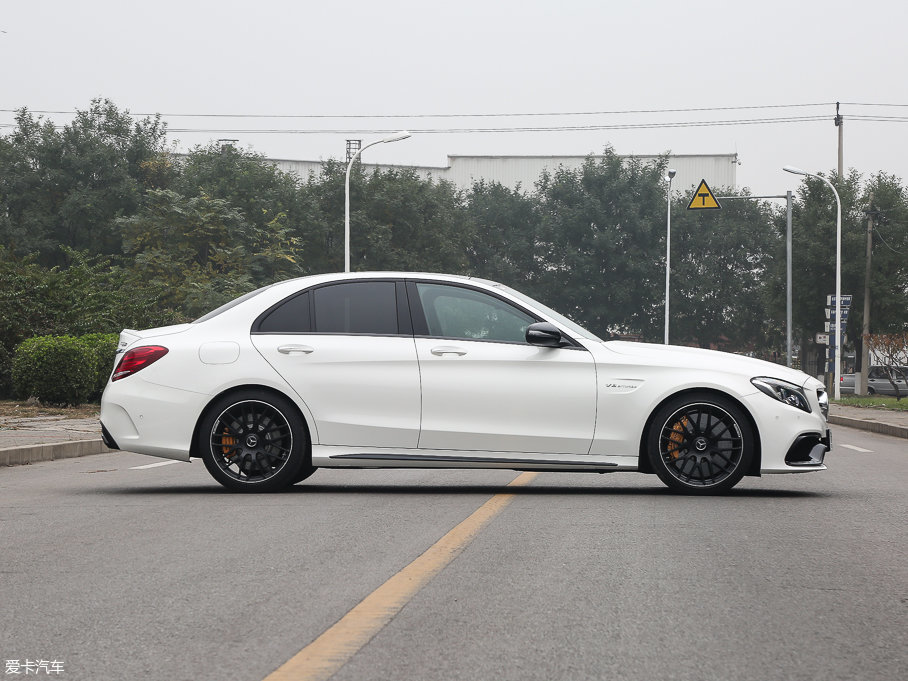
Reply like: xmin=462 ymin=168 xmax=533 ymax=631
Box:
xmin=344 ymin=130 xmax=411 ymax=273
xmin=783 ymin=165 xmax=843 ymax=399
xmin=664 ymin=169 xmax=676 ymax=344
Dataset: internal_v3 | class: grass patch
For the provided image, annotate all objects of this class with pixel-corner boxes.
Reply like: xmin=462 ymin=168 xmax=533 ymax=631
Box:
xmin=0 ymin=400 xmax=100 ymax=420
xmin=834 ymin=395 xmax=908 ymax=411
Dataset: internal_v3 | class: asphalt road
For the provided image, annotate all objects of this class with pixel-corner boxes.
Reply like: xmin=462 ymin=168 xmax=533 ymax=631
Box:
xmin=1 ymin=424 xmax=905 ymax=681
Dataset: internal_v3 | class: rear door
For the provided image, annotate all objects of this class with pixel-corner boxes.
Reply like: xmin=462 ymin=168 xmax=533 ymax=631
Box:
xmin=251 ymin=279 xmax=421 ymax=448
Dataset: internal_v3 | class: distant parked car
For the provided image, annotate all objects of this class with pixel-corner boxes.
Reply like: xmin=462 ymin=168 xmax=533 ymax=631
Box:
xmin=867 ymin=366 xmax=908 ymax=396
xmin=839 ymin=373 xmax=855 ymax=395
xmin=840 ymin=366 xmax=908 ymax=397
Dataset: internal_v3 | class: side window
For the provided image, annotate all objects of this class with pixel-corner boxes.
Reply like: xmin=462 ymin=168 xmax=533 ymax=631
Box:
xmin=313 ymin=282 xmax=398 ymax=335
xmin=257 ymin=292 xmax=311 ymax=333
xmin=415 ymin=283 xmax=535 ymax=343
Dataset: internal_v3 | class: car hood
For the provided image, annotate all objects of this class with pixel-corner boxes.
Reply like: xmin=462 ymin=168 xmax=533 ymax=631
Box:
xmin=601 ymin=340 xmax=819 ymax=389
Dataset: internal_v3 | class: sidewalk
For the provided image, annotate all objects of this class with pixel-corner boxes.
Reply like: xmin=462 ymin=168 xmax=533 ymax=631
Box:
xmin=0 ymin=405 xmax=905 ymax=468
xmin=0 ymin=416 xmax=110 ymax=467
xmin=827 ymin=403 xmax=908 ymax=440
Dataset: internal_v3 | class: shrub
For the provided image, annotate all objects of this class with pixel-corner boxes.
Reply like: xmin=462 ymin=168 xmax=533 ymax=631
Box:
xmin=79 ymin=333 xmax=120 ymax=400
xmin=0 ymin=344 xmax=12 ymax=398
xmin=12 ymin=336 xmax=96 ymax=405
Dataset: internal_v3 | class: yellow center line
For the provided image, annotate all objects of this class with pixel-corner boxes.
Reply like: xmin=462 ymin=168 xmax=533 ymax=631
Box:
xmin=263 ymin=471 xmax=539 ymax=681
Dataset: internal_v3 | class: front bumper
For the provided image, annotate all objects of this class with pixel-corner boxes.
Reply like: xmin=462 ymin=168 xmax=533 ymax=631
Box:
xmin=785 ymin=429 xmax=831 ymax=466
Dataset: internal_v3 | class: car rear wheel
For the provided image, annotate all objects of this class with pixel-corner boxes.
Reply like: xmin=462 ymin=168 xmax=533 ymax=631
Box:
xmin=647 ymin=393 xmax=754 ymax=494
xmin=200 ymin=391 xmax=309 ymax=492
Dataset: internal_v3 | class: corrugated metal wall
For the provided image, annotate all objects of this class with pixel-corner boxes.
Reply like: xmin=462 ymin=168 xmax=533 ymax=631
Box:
xmin=270 ymin=153 xmax=738 ymax=193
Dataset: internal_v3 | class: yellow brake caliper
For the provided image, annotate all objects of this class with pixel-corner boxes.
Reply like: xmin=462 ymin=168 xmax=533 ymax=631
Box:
xmin=668 ymin=416 xmax=689 ymax=459
xmin=221 ymin=428 xmax=237 ymax=457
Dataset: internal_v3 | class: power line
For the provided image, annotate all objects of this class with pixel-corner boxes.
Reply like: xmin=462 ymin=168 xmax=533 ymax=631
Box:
xmin=161 ymin=116 xmax=834 ymax=135
xmin=0 ymin=102 xmax=846 ymax=120
xmin=0 ymin=115 xmax=836 ymax=134
xmin=1 ymin=106 xmax=906 ymax=136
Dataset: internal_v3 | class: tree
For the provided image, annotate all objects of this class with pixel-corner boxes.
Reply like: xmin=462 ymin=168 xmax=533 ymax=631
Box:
xmin=465 ymin=180 xmax=541 ymax=293
xmin=175 ymin=143 xmax=320 ymax=277
xmin=303 ymin=162 xmax=475 ymax=275
xmin=669 ymin=191 xmax=778 ymax=350
xmin=531 ymin=149 xmax=668 ymax=339
xmin=0 ymin=99 xmax=167 ymax=265
xmin=119 ymin=189 xmax=276 ymax=316
xmin=355 ymin=168 xmax=473 ymax=272
xmin=763 ymin=171 xmax=865 ymax=374
xmin=859 ymin=173 xmax=908 ymax=335
xmin=0 ymin=247 xmax=176 ymax=352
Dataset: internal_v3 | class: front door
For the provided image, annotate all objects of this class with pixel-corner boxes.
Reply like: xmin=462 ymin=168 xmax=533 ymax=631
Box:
xmin=411 ymin=282 xmax=597 ymax=455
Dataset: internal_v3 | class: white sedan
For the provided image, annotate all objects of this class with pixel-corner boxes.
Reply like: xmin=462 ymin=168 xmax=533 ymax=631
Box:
xmin=100 ymin=272 xmax=830 ymax=494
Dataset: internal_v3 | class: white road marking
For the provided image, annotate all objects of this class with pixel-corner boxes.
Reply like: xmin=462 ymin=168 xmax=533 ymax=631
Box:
xmin=129 ymin=460 xmax=185 ymax=470
xmin=840 ymin=444 xmax=873 ymax=453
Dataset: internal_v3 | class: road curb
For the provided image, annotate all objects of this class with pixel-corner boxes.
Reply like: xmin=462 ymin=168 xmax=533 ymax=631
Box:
xmin=0 ymin=439 xmax=111 ymax=467
xmin=827 ymin=415 xmax=908 ymax=440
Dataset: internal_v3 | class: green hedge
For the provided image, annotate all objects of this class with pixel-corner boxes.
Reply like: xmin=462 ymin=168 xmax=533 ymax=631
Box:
xmin=11 ymin=333 xmax=119 ymax=405
xmin=79 ymin=333 xmax=120 ymax=400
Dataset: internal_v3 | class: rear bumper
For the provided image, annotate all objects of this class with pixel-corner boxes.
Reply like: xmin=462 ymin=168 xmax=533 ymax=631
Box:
xmin=100 ymin=422 xmax=120 ymax=450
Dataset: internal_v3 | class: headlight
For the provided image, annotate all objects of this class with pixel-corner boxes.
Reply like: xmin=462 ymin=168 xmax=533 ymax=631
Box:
xmin=816 ymin=389 xmax=828 ymax=418
xmin=751 ymin=377 xmax=811 ymax=413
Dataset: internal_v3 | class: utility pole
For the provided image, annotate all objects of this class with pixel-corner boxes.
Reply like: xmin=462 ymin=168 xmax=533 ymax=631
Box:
xmin=858 ymin=195 xmax=874 ymax=394
xmin=835 ymin=102 xmax=844 ymax=179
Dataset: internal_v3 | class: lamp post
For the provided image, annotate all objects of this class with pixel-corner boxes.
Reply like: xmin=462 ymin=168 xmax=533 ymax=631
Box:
xmin=344 ymin=130 xmax=411 ymax=272
xmin=783 ymin=165 xmax=843 ymax=399
xmin=664 ymin=169 xmax=676 ymax=344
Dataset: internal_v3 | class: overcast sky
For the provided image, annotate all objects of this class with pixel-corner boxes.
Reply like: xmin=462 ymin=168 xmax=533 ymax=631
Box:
xmin=3 ymin=0 xmax=906 ymax=196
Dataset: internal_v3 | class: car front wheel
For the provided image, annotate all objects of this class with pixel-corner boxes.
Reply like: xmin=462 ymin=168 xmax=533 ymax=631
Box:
xmin=647 ymin=393 xmax=754 ymax=494
xmin=199 ymin=391 xmax=309 ymax=492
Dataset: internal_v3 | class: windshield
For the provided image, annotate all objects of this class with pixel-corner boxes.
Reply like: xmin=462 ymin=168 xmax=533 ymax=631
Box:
xmin=489 ymin=282 xmax=604 ymax=343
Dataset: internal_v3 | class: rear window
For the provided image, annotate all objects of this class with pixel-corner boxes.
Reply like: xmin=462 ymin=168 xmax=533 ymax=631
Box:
xmin=257 ymin=292 xmax=311 ymax=333
xmin=194 ymin=285 xmax=272 ymax=324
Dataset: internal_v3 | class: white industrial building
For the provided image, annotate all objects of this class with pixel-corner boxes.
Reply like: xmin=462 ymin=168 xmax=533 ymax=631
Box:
xmin=269 ymin=152 xmax=739 ymax=194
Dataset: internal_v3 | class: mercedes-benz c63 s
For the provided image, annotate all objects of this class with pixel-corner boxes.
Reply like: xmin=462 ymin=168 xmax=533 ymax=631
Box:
xmin=101 ymin=272 xmax=830 ymax=494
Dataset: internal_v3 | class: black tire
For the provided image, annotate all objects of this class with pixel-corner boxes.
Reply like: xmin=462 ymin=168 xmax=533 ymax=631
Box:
xmin=646 ymin=392 xmax=754 ymax=495
xmin=292 ymin=465 xmax=317 ymax=484
xmin=199 ymin=390 xmax=309 ymax=492
xmin=867 ymin=387 xmax=876 ymax=395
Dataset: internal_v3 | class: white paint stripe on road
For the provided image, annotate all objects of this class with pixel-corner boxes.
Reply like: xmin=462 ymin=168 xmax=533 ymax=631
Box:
xmin=129 ymin=460 xmax=184 ymax=470
xmin=840 ymin=444 xmax=873 ymax=453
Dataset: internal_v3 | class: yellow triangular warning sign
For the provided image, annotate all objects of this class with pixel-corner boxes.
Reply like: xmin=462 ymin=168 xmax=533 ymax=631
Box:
xmin=687 ymin=180 xmax=722 ymax=210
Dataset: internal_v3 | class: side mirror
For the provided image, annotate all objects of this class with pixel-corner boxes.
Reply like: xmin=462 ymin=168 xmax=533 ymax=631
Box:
xmin=526 ymin=322 xmax=566 ymax=348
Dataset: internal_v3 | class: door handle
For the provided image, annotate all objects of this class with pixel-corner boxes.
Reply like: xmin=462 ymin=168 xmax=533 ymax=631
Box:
xmin=278 ymin=344 xmax=315 ymax=355
xmin=431 ymin=346 xmax=467 ymax=356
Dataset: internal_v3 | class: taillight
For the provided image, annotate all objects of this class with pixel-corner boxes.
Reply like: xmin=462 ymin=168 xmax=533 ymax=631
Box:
xmin=112 ymin=346 xmax=169 ymax=381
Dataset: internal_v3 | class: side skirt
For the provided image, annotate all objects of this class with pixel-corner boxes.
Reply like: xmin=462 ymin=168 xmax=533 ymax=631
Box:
xmin=324 ymin=451 xmax=623 ymax=472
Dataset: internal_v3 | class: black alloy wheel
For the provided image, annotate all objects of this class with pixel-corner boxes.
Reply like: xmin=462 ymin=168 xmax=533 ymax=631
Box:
xmin=200 ymin=391 xmax=310 ymax=492
xmin=647 ymin=393 xmax=754 ymax=494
